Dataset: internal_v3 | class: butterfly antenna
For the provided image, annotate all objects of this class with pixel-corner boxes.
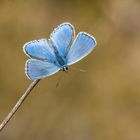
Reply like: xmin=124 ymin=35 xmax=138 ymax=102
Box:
xmin=56 ymin=73 xmax=63 ymax=88
xmin=70 ymin=66 xmax=87 ymax=73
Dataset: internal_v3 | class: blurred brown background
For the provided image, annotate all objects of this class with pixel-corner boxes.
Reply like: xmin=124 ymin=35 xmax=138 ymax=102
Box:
xmin=0 ymin=0 xmax=140 ymax=140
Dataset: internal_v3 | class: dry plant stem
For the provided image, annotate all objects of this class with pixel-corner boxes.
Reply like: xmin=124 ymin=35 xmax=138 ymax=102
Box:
xmin=0 ymin=79 xmax=40 ymax=132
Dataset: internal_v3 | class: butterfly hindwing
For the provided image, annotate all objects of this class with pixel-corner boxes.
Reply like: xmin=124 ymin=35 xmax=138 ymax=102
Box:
xmin=25 ymin=59 xmax=60 ymax=80
xmin=67 ymin=32 xmax=97 ymax=65
xmin=49 ymin=22 xmax=75 ymax=59
xmin=23 ymin=39 xmax=56 ymax=63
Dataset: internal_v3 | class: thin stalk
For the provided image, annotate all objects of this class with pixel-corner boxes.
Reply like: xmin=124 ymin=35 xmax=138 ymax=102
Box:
xmin=0 ymin=79 xmax=40 ymax=131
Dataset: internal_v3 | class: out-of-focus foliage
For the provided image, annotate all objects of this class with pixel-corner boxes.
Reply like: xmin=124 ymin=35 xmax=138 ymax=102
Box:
xmin=0 ymin=0 xmax=140 ymax=140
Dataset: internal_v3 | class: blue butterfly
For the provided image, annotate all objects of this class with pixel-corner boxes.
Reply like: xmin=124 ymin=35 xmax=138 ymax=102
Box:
xmin=23 ymin=22 xmax=97 ymax=80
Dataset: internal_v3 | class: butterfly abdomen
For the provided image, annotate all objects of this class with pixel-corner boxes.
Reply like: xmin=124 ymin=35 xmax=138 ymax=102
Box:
xmin=49 ymin=39 xmax=67 ymax=67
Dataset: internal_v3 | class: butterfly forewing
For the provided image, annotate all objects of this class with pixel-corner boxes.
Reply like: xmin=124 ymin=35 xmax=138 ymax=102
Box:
xmin=23 ymin=39 xmax=56 ymax=63
xmin=67 ymin=32 xmax=97 ymax=66
xmin=50 ymin=23 xmax=75 ymax=60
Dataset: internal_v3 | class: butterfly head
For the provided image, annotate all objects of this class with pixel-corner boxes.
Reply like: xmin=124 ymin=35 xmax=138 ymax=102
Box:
xmin=62 ymin=66 xmax=68 ymax=72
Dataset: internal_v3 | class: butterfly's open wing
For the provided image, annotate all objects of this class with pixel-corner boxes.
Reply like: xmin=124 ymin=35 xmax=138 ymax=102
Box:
xmin=25 ymin=59 xmax=60 ymax=80
xmin=49 ymin=22 xmax=74 ymax=59
xmin=23 ymin=39 xmax=56 ymax=63
xmin=67 ymin=32 xmax=97 ymax=65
